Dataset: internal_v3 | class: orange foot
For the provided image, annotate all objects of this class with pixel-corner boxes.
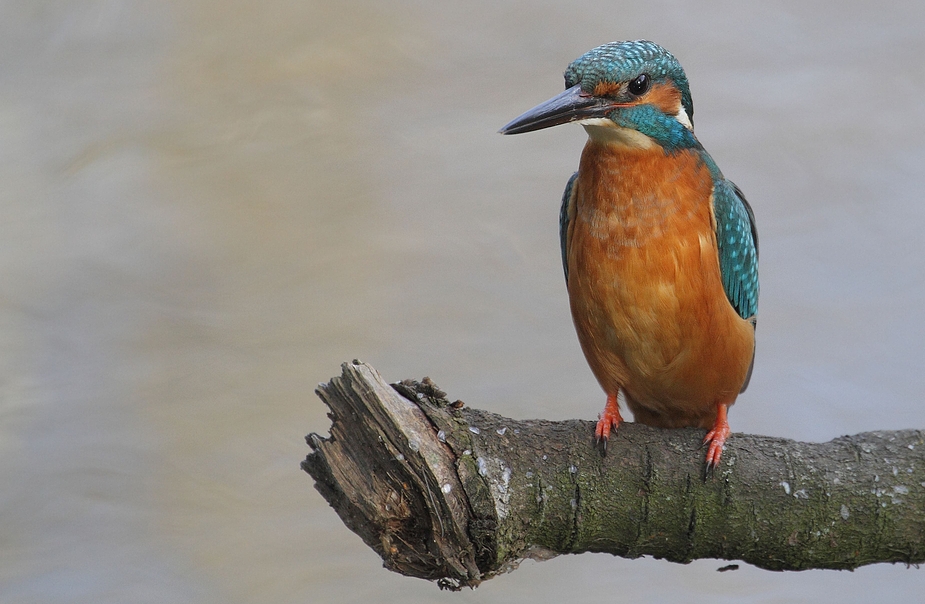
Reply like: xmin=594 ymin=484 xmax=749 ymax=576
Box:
xmin=702 ymin=403 xmax=730 ymax=469
xmin=595 ymin=393 xmax=623 ymax=445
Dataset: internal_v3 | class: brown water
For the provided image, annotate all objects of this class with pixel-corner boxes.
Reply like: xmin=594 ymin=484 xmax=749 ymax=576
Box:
xmin=2 ymin=1 xmax=924 ymax=602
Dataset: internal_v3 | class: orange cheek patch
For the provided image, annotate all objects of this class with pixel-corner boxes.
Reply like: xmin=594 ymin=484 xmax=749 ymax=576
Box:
xmin=643 ymin=82 xmax=683 ymax=115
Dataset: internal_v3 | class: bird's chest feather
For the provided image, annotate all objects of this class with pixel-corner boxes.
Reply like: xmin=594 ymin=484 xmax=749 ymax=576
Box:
xmin=568 ymin=142 xmax=718 ymax=314
xmin=566 ymin=141 xmax=751 ymax=411
xmin=574 ymin=144 xmax=712 ymax=251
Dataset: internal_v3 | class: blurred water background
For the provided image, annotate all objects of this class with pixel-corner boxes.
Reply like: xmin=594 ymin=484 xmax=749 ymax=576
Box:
xmin=1 ymin=1 xmax=924 ymax=602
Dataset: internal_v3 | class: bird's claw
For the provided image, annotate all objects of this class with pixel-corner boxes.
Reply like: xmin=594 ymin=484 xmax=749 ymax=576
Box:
xmin=595 ymin=393 xmax=622 ymax=452
xmin=594 ymin=415 xmax=619 ymax=441
xmin=701 ymin=403 xmax=730 ymax=476
xmin=702 ymin=429 xmax=726 ymax=468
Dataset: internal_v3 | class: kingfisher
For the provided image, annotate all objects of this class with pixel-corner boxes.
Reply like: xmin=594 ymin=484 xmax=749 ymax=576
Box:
xmin=500 ymin=40 xmax=758 ymax=468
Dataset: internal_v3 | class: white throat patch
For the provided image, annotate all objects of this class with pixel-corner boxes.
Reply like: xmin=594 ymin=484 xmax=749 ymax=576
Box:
xmin=580 ymin=120 xmax=655 ymax=149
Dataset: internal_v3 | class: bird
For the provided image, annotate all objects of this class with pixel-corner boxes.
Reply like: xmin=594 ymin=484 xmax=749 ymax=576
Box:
xmin=499 ymin=40 xmax=758 ymax=469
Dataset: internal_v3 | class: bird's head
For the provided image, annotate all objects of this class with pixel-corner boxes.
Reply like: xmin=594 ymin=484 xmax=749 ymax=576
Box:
xmin=500 ymin=40 xmax=697 ymax=150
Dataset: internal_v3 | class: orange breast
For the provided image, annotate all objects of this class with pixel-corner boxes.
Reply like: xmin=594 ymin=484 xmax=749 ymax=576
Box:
xmin=566 ymin=140 xmax=754 ymax=429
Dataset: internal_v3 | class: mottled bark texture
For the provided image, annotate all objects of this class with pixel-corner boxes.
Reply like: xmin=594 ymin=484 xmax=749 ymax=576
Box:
xmin=303 ymin=361 xmax=925 ymax=590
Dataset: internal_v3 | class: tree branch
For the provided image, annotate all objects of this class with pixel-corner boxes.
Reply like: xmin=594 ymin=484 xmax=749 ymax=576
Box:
xmin=302 ymin=361 xmax=925 ymax=590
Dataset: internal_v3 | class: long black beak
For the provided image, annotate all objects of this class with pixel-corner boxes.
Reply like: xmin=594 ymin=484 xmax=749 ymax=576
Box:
xmin=499 ymin=84 xmax=615 ymax=135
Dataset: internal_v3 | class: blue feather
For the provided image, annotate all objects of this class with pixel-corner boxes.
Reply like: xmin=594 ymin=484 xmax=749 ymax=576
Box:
xmin=559 ymin=172 xmax=578 ymax=282
xmin=712 ymin=180 xmax=759 ymax=320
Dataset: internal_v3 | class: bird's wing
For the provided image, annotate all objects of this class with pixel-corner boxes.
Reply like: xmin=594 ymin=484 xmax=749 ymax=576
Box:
xmin=712 ymin=180 xmax=759 ymax=321
xmin=712 ymin=180 xmax=758 ymax=392
xmin=559 ymin=172 xmax=579 ymax=282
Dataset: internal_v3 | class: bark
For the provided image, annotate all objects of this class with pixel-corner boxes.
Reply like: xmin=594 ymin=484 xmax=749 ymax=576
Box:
xmin=302 ymin=360 xmax=925 ymax=590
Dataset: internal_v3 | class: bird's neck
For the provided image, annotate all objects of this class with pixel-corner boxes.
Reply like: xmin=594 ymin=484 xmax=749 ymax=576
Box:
xmin=582 ymin=124 xmax=657 ymax=150
xmin=594 ymin=104 xmax=700 ymax=152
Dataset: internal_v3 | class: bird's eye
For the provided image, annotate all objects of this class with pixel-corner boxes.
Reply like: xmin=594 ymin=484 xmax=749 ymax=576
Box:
xmin=628 ymin=74 xmax=649 ymax=96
